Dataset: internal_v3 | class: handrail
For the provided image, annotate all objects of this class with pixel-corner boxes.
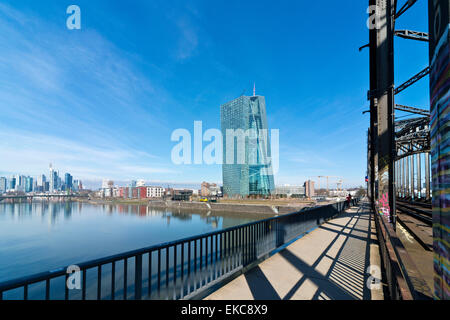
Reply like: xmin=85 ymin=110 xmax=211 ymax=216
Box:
xmin=373 ymin=205 xmax=413 ymax=299
xmin=373 ymin=204 xmax=431 ymax=300
xmin=0 ymin=198 xmax=358 ymax=300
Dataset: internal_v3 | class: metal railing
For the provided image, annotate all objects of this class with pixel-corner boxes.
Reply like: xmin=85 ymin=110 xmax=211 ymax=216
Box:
xmin=0 ymin=199 xmax=358 ymax=300
xmin=372 ymin=204 xmax=431 ymax=300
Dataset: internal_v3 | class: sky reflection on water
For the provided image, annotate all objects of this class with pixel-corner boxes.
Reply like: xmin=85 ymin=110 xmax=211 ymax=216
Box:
xmin=0 ymin=201 xmax=269 ymax=283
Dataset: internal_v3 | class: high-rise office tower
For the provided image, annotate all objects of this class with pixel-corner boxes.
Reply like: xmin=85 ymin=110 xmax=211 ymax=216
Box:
xmin=220 ymin=90 xmax=275 ymax=197
xmin=14 ymin=175 xmax=20 ymax=191
xmin=0 ymin=177 xmax=7 ymax=193
xmin=37 ymin=175 xmax=46 ymax=192
xmin=56 ymin=173 xmax=61 ymax=191
xmin=9 ymin=177 xmax=16 ymax=190
xmin=73 ymin=180 xmax=79 ymax=191
xmin=49 ymin=164 xmax=55 ymax=193
xmin=25 ymin=176 xmax=33 ymax=193
xmin=37 ymin=174 xmax=45 ymax=186
xmin=14 ymin=175 xmax=26 ymax=192
xmin=65 ymin=173 xmax=73 ymax=190
xmin=304 ymin=180 xmax=315 ymax=198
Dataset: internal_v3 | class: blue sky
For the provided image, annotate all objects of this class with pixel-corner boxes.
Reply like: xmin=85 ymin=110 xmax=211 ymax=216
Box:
xmin=0 ymin=0 xmax=430 ymax=188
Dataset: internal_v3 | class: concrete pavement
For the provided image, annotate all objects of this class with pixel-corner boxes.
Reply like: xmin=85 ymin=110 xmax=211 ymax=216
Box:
xmin=205 ymin=201 xmax=384 ymax=300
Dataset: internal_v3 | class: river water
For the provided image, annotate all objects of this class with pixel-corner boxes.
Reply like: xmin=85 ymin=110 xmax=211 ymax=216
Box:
xmin=0 ymin=201 xmax=271 ymax=285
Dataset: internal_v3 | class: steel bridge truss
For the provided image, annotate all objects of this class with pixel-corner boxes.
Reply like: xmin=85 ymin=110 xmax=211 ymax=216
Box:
xmin=395 ymin=116 xmax=430 ymax=160
xmin=394 ymin=30 xmax=429 ymax=42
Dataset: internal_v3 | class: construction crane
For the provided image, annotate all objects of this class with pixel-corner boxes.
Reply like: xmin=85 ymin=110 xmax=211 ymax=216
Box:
xmin=336 ymin=179 xmax=344 ymax=193
xmin=315 ymin=176 xmax=344 ymax=196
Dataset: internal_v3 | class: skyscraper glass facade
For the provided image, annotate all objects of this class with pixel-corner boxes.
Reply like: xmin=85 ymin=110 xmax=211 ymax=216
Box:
xmin=9 ymin=177 xmax=16 ymax=190
xmin=65 ymin=173 xmax=73 ymax=190
xmin=25 ymin=177 xmax=33 ymax=193
xmin=49 ymin=165 xmax=55 ymax=192
xmin=0 ymin=177 xmax=6 ymax=193
xmin=221 ymin=95 xmax=275 ymax=197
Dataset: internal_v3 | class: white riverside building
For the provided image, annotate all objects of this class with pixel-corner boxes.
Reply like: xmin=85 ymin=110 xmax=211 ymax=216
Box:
xmin=146 ymin=186 xmax=164 ymax=198
xmin=275 ymin=185 xmax=305 ymax=197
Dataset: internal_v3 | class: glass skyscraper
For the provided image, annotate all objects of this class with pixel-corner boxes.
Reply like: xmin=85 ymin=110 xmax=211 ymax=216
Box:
xmin=49 ymin=164 xmax=55 ymax=193
xmin=0 ymin=177 xmax=6 ymax=193
xmin=220 ymin=93 xmax=275 ymax=197
xmin=65 ymin=173 xmax=73 ymax=190
xmin=25 ymin=177 xmax=33 ymax=193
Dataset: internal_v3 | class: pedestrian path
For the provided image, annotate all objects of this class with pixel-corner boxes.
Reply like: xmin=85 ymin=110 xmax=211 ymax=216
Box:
xmin=205 ymin=201 xmax=384 ymax=300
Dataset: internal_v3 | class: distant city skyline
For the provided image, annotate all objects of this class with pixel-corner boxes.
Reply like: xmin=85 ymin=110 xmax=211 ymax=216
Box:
xmin=0 ymin=164 xmax=82 ymax=193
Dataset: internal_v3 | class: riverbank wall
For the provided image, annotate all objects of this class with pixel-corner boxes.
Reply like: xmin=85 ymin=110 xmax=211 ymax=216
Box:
xmin=148 ymin=200 xmax=311 ymax=215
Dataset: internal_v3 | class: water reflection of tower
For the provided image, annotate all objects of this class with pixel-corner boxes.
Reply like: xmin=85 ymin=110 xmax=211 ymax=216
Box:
xmin=203 ymin=216 xmax=220 ymax=229
xmin=146 ymin=206 xmax=165 ymax=217
xmin=171 ymin=210 xmax=192 ymax=221
xmin=41 ymin=202 xmax=49 ymax=221
xmin=13 ymin=203 xmax=20 ymax=219
xmin=64 ymin=202 xmax=72 ymax=220
xmin=23 ymin=202 xmax=32 ymax=217
xmin=49 ymin=202 xmax=58 ymax=225
xmin=221 ymin=216 xmax=252 ymax=229
xmin=0 ymin=203 xmax=6 ymax=217
xmin=36 ymin=201 xmax=45 ymax=218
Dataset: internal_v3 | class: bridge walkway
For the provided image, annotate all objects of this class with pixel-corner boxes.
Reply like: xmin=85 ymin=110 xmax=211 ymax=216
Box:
xmin=205 ymin=201 xmax=384 ymax=300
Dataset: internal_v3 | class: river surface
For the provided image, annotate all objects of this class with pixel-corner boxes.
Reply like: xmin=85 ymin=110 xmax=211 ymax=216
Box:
xmin=0 ymin=201 xmax=271 ymax=284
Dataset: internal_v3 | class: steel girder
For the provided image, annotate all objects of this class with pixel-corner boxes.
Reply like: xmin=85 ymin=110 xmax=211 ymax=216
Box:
xmin=395 ymin=116 xmax=430 ymax=159
xmin=395 ymin=104 xmax=430 ymax=116
xmin=394 ymin=30 xmax=429 ymax=42
xmin=395 ymin=66 xmax=430 ymax=95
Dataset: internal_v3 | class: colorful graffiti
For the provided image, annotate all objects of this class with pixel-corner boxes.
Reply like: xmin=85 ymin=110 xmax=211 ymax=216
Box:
xmin=429 ymin=0 xmax=450 ymax=300
xmin=378 ymin=192 xmax=391 ymax=219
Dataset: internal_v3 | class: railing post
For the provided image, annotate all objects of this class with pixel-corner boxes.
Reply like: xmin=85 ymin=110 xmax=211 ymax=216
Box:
xmin=425 ymin=152 xmax=430 ymax=200
xmin=276 ymin=219 xmax=284 ymax=248
xmin=135 ymin=255 xmax=142 ymax=300
xmin=111 ymin=262 xmax=116 ymax=300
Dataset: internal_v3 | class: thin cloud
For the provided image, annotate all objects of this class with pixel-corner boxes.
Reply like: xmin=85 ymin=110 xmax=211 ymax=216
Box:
xmin=174 ymin=17 xmax=199 ymax=61
xmin=0 ymin=3 xmax=180 ymax=182
xmin=0 ymin=130 xmax=177 ymax=181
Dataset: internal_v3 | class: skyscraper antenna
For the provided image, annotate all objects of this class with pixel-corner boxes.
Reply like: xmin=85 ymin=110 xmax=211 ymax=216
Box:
xmin=253 ymin=83 xmax=256 ymax=96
